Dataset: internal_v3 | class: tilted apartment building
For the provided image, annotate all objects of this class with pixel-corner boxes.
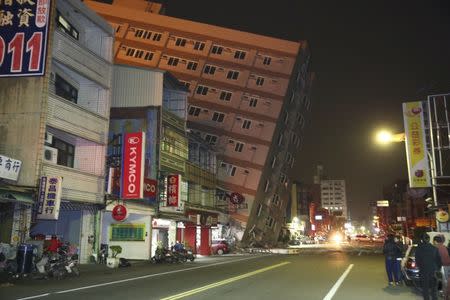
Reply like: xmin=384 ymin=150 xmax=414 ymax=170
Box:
xmin=85 ymin=0 xmax=313 ymax=246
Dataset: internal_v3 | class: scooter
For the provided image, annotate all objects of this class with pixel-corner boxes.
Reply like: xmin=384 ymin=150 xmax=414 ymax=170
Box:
xmin=151 ymin=247 xmax=175 ymax=264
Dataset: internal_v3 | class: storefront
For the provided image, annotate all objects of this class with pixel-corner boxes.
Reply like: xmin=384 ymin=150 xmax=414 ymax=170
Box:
xmin=150 ymin=218 xmax=177 ymax=257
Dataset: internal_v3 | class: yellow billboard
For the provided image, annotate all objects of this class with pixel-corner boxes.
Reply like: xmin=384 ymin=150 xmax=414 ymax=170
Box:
xmin=403 ymin=101 xmax=431 ymax=188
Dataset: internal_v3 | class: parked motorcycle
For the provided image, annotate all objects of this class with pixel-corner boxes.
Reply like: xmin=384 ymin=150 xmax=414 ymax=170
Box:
xmin=151 ymin=246 xmax=175 ymax=264
xmin=0 ymin=243 xmax=18 ymax=277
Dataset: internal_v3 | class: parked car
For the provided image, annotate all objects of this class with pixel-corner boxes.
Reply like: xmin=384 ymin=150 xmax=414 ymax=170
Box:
xmin=211 ymin=240 xmax=229 ymax=255
xmin=354 ymin=234 xmax=371 ymax=242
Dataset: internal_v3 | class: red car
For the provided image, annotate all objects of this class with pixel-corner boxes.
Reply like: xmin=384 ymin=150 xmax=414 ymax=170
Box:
xmin=211 ymin=240 xmax=229 ymax=255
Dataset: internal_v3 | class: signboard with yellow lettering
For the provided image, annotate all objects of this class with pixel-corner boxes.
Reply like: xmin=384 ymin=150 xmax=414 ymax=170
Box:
xmin=403 ymin=101 xmax=431 ymax=188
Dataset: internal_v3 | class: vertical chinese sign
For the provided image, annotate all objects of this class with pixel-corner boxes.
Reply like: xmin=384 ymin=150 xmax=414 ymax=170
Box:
xmin=121 ymin=132 xmax=145 ymax=199
xmin=166 ymin=174 xmax=180 ymax=207
xmin=403 ymin=101 xmax=431 ymax=188
xmin=37 ymin=176 xmax=62 ymax=220
xmin=0 ymin=0 xmax=51 ymax=77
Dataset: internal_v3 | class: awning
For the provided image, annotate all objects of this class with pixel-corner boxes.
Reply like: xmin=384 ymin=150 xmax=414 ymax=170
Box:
xmin=0 ymin=191 xmax=34 ymax=205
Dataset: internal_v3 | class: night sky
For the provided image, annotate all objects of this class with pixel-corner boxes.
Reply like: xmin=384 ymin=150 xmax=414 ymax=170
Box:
xmin=166 ymin=1 xmax=450 ymax=221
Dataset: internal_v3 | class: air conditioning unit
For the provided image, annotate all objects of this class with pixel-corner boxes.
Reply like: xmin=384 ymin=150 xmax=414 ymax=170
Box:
xmin=43 ymin=146 xmax=58 ymax=164
xmin=44 ymin=132 xmax=53 ymax=145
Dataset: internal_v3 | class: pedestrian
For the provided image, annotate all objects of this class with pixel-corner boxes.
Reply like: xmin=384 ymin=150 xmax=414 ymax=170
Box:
xmin=433 ymin=235 xmax=450 ymax=300
xmin=394 ymin=235 xmax=405 ymax=284
xmin=383 ymin=234 xmax=402 ymax=285
xmin=416 ymin=233 xmax=442 ymax=300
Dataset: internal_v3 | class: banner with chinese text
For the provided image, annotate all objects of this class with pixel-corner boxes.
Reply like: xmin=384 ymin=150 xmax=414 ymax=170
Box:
xmin=403 ymin=101 xmax=431 ymax=188
xmin=0 ymin=0 xmax=51 ymax=77
xmin=166 ymin=174 xmax=180 ymax=207
xmin=37 ymin=176 xmax=62 ymax=220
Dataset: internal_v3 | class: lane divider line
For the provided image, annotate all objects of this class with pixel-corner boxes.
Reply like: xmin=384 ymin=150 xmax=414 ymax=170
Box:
xmin=16 ymin=255 xmax=263 ymax=299
xmin=323 ymin=264 xmax=354 ymax=300
xmin=160 ymin=261 xmax=291 ymax=300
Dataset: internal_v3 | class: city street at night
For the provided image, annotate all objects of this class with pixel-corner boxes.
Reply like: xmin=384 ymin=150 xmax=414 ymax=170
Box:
xmin=1 ymin=247 xmax=421 ymax=300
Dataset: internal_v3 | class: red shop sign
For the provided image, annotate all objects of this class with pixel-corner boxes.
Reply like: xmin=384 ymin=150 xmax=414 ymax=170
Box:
xmin=144 ymin=178 xmax=157 ymax=198
xmin=167 ymin=174 xmax=180 ymax=207
xmin=121 ymin=132 xmax=145 ymax=199
xmin=112 ymin=204 xmax=128 ymax=222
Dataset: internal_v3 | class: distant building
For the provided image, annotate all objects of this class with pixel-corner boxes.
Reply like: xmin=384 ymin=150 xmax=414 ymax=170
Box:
xmin=85 ymin=0 xmax=313 ymax=246
xmin=320 ymin=180 xmax=347 ymax=218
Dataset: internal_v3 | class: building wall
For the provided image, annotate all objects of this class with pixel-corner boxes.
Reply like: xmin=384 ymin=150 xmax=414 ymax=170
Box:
xmin=321 ymin=180 xmax=347 ymax=217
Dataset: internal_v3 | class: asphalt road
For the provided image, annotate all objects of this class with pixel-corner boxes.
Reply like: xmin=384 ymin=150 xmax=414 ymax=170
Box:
xmin=0 ymin=246 xmax=423 ymax=300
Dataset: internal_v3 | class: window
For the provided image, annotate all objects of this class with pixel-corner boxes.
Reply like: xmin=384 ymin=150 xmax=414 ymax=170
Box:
xmin=144 ymin=52 xmax=154 ymax=61
xmin=220 ymin=91 xmax=232 ymax=101
xmin=283 ymin=111 xmax=289 ymax=125
xmin=290 ymin=157 xmax=295 ymax=168
xmin=234 ymin=142 xmax=244 ymax=152
xmin=277 ymin=133 xmax=283 ymax=146
xmin=264 ymin=180 xmax=270 ymax=192
xmin=279 ymin=173 xmax=287 ymax=184
xmin=257 ymin=204 xmax=263 ymax=217
xmin=153 ymin=33 xmax=162 ymax=41
xmin=212 ymin=112 xmax=225 ymax=123
xmin=289 ymin=92 xmax=295 ymax=103
xmin=180 ymin=81 xmax=191 ymax=90
xmin=167 ymin=57 xmax=179 ymax=66
xmin=125 ymin=48 xmax=135 ymax=57
xmin=188 ymin=106 xmax=201 ymax=116
xmin=56 ymin=11 xmax=79 ymax=40
xmin=143 ymin=31 xmax=152 ymax=39
xmin=196 ymin=85 xmax=209 ymax=95
xmin=271 ymin=156 xmax=276 ymax=168
xmin=194 ymin=41 xmax=205 ymax=51
xmin=226 ymin=165 xmax=237 ymax=176
xmin=227 ymin=70 xmax=239 ymax=80
xmin=234 ymin=50 xmax=246 ymax=60
xmin=263 ymin=56 xmax=272 ymax=65
xmin=204 ymin=134 xmax=218 ymax=145
xmin=203 ymin=64 xmax=216 ymax=75
xmin=55 ymin=74 xmax=78 ymax=104
xmin=266 ymin=216 xmax=274 ymax=228
xmin=249 ymin=97 xmax=258 ymax=107
xmin=272 ymin=194 xmax=280 ymax=205
xmin=286 ymin=153 xmax=292 ymax=164
xmin=175 ymin=37 xmax=186 ymax=47
xmin=242 ymin=119 xmax=251 ymax=129
xmin=135 ymin=29 xmax=144 ymax=38
xmin=187 ymin=61 xmax=198 ymax=71
xmin=52 ymin=137 xmax=74 ymax=168
xmin=211 ymin=45 xmax=223 ymax=54
xmin=256 ymin=76 xmax=265 ymax=86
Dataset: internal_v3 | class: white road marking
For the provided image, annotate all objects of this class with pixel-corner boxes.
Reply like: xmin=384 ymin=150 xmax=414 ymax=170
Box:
xmin=323 ymin=264 xmax=354 ymax=300
xmin=15 ymin=256 xmax=262 ymax=299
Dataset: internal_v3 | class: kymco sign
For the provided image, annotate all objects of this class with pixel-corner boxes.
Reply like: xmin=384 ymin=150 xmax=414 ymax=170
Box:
xmin=121 ymin=132 xmax=145 ymax=199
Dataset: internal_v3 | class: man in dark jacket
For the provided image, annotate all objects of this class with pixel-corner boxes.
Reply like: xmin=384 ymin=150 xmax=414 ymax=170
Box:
xmin=383 ymin=234 xmax=402 ymax=285
xmin=416 ymin=233 xmax=442 ymax=300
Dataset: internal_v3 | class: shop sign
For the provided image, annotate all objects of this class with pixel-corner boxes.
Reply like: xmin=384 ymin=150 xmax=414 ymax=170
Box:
xmin=0 ymin=154 xmax=22 ymax=181
xmin=37 ymin=176 xmax=62 ymax=220
xmin=0 ymin=0 xmax=50 ymax=77
xmin=121 ymin=132 xmax=145 ymax=199
xmin=152 ymin=218 xmax=171 ymax=228
xmin=112 ymin=204 xmax=128 ymax=222
xmin=144 ymin=178 xmax=157 ymax=198
xmin=166 ymin=174 xmax=180 ymax=207
xmin=229 ymin=192 xmax=245 ymax=205
xmin=377 ymin=200 xmax=389 ymax=207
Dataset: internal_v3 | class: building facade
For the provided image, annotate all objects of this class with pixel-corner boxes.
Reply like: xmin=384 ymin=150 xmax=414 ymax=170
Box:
xmin=0 ymin=0 xmax=114 ymax=263
xmin=85 ymin=0 xmax=313 ymax=246
xmin=320 ymin=180 xmax=348 ymax=218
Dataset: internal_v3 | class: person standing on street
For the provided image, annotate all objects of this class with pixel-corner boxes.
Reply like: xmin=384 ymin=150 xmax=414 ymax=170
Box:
xmin=383 ymin=234 xmax=402 ymax=285
xmin=416 ymin=233 xmax=442 ymax=300
xmin=433 ymin=235 xmax=450 ymax=300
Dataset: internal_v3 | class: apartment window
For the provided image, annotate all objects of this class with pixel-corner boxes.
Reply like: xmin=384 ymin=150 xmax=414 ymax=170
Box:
xmin=283 ymin=111 xmax=289 ymax=125
xmin=277 ymin=133 xmax=283 ymax=146
xmin=115 ymin=25 xmax=121 ymax=33
xmin=135 ymin=50 xmax=144 ymax=58
xmin=271 ymin=156 xmax=276 ymax=168
xmin=167 ymin=57 xmax=179 ymax=66
xmin=264 ymin=180 xmax=270 ymax=192
xmin=211 ymin=45 xmax=223 ymax=55
xmin=286 ymin=153 xmax=292 ymax=164
xmin=52 ymin=137 xmax=74 ymax=168
xmin=144 ymin=52 xmax=154 ymax=61
xmin=188 ymin=106 xmax=201 ymax=116
xmin=290 ymin=92 xmax=295 ymax=103
xmin=56 ymin=11 xmax=79 ymax=40
xmin=125 ymin=48 xmax=135 ymax=57
xmin=143 ymin=31 xmax=152 ymax=39
xmin=257 ymin=204 xmax=263 ymax=217
xmin=263 ymin=56 xmax=272 ymax=65
xmin=180 ymin=81 xmax=191 ymax=90
xmin=279 ymin=173 xmax=287 ymax=184
xmin=204 ymin=134 xmax=218 ymax=145
xmin=272 ymin=194 xmax=280 ymax=205
xmin=266 ymin=216 xmax=274 ymax=228
xmin=212 ymin=112 xmax=225 ymax=123
xmin=194 ymin=41 xmax=205 ymax=51
xmin=175 ymin=37 xmax=187 ymax=47
xmin=249 ymin=97 xmax=258 ymax=107
xmin=227 ymin=70 xmax=239 ymax=80
xmin=290 ymin=157 xmax=295 ymax=168
xmin=296 ymin=136 xmax=302 ymax=148
xmin=234 ymin=50 xmax=246 ymax=60
xmin=242 ymin=120 xmax=251 ymax=129
xmin=234 ymin=142 xmax=244 ymax=152
xmin=203 ymin=64 xmax=216 ymax=75
xmin=153 ymin=33 xmax=162 ymax=41
xmin=55 ymin=74 xmax=78 ymax=104
xmin=187 ymin=61 xmax=198 ymax=71
xmin=256 ymin=76 xmax=265 ymax=86
xmin=227 ymin=165 xmax=237 ymax=176
xmin=219 ymin=91 xmax=232 ymax=101
xmin=196 ymin=85 xmax=209 ymax=95
xmin=135 ymin=29 xmax=144 ymax=38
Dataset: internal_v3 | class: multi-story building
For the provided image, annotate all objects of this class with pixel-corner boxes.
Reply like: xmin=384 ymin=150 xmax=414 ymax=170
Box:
xmin=0 ymin=0 xmax=114 ymax=263
xmin=85 ymin=0 xmax=313 ymax=246
xmin=320 ymin=180 xmax=348 ymax=218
